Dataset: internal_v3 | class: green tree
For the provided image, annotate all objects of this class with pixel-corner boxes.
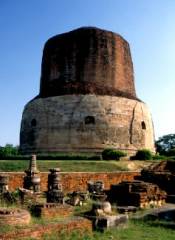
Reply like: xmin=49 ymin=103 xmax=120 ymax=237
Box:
xmin=0 ymin=144 xmax=19 ymax=158
xmin=155 ymin=134 xmax=175 ymax=154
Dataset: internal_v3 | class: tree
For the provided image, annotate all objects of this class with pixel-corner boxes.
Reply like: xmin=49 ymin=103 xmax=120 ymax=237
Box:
xmin=155 ymin=134 xmax=175 ymax=154
xmin=0 ymin=144 xmax=19 ymax=158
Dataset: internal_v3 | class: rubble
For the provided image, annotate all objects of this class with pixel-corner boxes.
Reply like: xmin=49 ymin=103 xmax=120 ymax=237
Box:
xmin=109 ymin=180 xmax=166 ymax=208
xmin=141 ymin=160 xmax=175 ymax=203
xmin=87 ymin=181 xmax=107 ymax=201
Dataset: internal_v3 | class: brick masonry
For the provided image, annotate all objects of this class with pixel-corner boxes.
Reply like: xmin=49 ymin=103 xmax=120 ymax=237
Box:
xmin=33 ymin=203 xmax=74 ymax=219
xmin=0 ymin=217 xmax=92 ymax=240
xmin=40 ymin=27 xmax=136 ymax=99
xmin=3 ymin=171 xmax=140 ymax=192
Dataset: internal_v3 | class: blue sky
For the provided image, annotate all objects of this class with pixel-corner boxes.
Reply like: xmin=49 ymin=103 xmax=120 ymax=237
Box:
xmin=0 ymin=0 xmax=175 ymax=146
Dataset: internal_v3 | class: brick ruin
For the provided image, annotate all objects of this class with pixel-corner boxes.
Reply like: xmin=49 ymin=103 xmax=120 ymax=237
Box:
xmin=1 ymin=157 xmax=174 ymax=236
xmin=20 ymin=26 xmax=155 ymax=155
xmin=0 ymin=208 xmax=31 ymax=226
xmin=109 ymin=180 xmax=166 ymax=208
xmin=141 ymin=160 xmax=175 ymax=202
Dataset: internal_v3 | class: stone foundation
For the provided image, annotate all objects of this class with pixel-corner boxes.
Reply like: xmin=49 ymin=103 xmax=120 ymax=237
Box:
xmin=20 ymin=95 xmax=155 ymax=155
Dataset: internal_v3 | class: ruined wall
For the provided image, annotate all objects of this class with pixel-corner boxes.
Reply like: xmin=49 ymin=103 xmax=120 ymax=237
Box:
xmin=5 ymin=171 xmax=139 ymax=192
xmin=20 ymin=95 xmax=154 ymax=154
xmin=0 ymin=217 xmax=92 ymax=239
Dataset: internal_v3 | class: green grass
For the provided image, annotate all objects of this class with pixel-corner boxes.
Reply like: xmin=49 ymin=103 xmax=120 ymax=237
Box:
xmin=0 ymin=160 xmax=130 ymax=172
xmin=4 ymin=219 xmax=175 ymax=240
xmin=41 ymin=220 xmax=175 ymax=240
xmin=1 ymin=199 xmax=175 ymax=240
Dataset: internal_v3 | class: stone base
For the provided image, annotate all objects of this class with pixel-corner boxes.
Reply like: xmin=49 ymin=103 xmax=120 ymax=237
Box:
xmin=117 ymin=206 xmax=138 ymax=214
xmin=20 ymin=95 xmax=155 ymax=155
xmin=93 ymin=214 xmax=128 ymax=231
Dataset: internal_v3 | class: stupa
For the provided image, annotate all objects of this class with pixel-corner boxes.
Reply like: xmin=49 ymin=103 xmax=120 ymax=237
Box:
xmin=20 ymin=27 xmax=155 ymax=155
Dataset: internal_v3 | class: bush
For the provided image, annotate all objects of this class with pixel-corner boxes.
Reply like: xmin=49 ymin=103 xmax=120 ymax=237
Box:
xmin=0 ymin=144 xmax=19 ymax=158
xmin=152 ymin=154 xmax=167 ymax=160
xmin=102 ymin=148 xmax=126 ymax=160
xmin=36 ymin=153 xmax=101 ymax=160
xmin=134 ymin=149 xmax=152 ymax=160
xmin=165 ymin=148 xmax=175 ymax=157
xmin=0 ymin=153 xmax=101 ymax=160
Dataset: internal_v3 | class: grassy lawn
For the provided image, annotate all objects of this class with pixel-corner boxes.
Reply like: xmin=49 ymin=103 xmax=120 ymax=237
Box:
xmin=0 ymin=194 xmax=174 ymax=240
xmin=0 ymin=159 xmax=156 ymax=172
xmin=40 ymin=220 xmax=175 ymax=240
xmin=2 ymin=218 xmax=175 ymax=240
xmin=0 ymin=160 xmax=129 ymax=172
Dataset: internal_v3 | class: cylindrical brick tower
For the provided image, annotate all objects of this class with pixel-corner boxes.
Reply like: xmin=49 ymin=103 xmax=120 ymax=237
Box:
xmin=20 ymin=27 xmax=155 ymax=155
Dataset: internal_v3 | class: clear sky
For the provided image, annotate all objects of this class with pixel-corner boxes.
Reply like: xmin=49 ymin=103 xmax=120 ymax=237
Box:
xmin=0 ymin=0 xmax=175 ymax=146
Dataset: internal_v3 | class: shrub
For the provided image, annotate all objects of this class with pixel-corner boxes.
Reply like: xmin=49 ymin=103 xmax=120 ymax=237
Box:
xmin=102 ymin=148 xmax=126 ymax=160
xmin=152 ymin=154 xmax=167 ymax=160
xmin=165 ymin=148 xmax=175 ymax=157
xmin=0 ymin=144 xmax=19 ymax=159
xmin=0 ymin=153 xmax=101 ymax=160
xmin=36 ymin=153 xmax=101 ymax=160
xmin=134 ymin=149 xmax=152 ymax=160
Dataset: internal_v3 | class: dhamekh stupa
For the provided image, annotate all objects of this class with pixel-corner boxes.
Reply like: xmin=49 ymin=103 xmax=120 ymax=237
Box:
xmin=20 ymin=27 xmax=155 ymax=155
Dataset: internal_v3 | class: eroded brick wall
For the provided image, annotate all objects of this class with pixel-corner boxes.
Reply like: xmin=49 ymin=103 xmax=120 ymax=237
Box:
xmin=0 ymin=217 xmax=92 ymax=239
xmin=3 ymin=171 xmax=140 ymax=192
xmin=40 ymin=27 xmax=136 ymax=99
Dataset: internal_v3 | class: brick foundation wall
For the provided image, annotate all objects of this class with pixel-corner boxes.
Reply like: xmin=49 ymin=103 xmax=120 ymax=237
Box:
xmin=2 ymin=171 xmax=140 ymax=192
xmin=0 ymin=217 xmax=92 ymax=240
xmin=33 ymin=204 xmax=74 ymax=219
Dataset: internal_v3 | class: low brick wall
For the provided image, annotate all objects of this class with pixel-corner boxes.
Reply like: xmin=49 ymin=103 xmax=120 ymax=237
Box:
xmin=0 ymin=217 xmax=92 ymax=240
xmin=33 ymin=203 xmax=74 ymax=219
xmin=1 ymin=171 xmax=140 ymax=193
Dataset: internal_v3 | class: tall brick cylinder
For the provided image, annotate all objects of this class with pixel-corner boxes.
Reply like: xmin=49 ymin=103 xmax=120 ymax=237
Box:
xmin=40 ymin=27 xmax=136 ymax=99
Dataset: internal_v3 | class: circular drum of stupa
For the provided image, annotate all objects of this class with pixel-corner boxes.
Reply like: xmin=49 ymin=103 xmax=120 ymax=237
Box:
xmin=20 ymin=27 xmax=155 ymax=155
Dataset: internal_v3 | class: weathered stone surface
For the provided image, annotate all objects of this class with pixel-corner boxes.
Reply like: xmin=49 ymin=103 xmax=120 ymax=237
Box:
xmin=88 ymin=201 xmax=128 ymax=230
xmin=88 ymin=180 xmax=107 ymax=201
xmin=20 ymin=95 xmax=154 ymax=154
xmin=47 ymin=168 xmax=64 ymax=203
xmin=0 ymin=175 xmax=9 ymax=193
xmin=67 ymin=191 xmax=89 ymax=206
xmin=94 ymin=214 xmax=128 ymax=230
xmin=24 ymin=155 xmax=41 ymax=192
xmin=20 ymin=26 xmax=155 ymax=155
